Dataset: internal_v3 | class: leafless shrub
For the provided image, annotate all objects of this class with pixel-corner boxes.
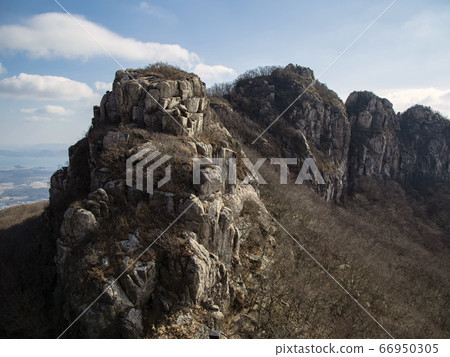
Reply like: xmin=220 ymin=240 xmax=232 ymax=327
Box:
xmin=142 ymin=62 xmax=190 ymax=80
xmin=225 ymin=148 xmax=450 ymax=338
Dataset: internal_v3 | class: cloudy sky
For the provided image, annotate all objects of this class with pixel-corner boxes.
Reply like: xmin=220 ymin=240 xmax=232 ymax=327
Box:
xmin=0 ymin=0 xmax=449 ymax=145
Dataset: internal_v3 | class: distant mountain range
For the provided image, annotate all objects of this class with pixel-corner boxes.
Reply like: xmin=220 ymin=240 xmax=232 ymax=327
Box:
xmin=0 ymin=149 xmax=68 ymax=158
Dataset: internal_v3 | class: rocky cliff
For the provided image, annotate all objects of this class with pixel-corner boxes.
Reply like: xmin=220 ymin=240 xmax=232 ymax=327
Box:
xmin=46 ymin=63 xmax=450 ymax=338
xmin=214 ymin=64 xmax=351 ymax=201
xmin=213 ymin=65 xmax=449 ymax=199
xmin=397 ymin=105 xmax=450 ymax=186
xmin=346 ymin=91 xmax=450 ymax=190
xmin=48 ymin=66 xmax=273 ymax=338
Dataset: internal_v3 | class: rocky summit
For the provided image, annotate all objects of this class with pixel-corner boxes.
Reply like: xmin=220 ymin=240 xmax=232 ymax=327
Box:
xmin=346 ymin=91 xmax=450 ymax=189
xmin=15 ymin=63 xmax=447 ymax=338
xmin=47 ymin=65 xmax=269 ymax=338
xmin=215 ymin=65 xmax=449 ymax=200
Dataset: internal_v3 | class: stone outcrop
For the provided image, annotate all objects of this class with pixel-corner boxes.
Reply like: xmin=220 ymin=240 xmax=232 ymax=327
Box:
xmin=397 ymin=105 xmax=450 ymax=185
xmin=46 ymin=63 xmax=450 ymax=339
xmin=216 ymin=65 xmax=449 ymax=199
xmin=47 ymin=66 xmax=271 ymax=338
xmin=222 ymin=64 xmax=351 ymax=201
xmin=345 ymin=92 xmax=450 ymax=189
xmin=346 ymin=91 xmax=400 ymax=183
xmin=94 ymin=69 xmax=209 ymax=136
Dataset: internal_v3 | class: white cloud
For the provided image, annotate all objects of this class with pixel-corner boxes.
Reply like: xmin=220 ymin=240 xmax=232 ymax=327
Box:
xmin=20 ymin=105 xmax=73 ymax=116
xmin=193 ymin=63 xmax=237 ymax=83
xmin=23 ymin=116 xmax=51 ymax=122
xmin=0 ymin=73 xmax=95 ymax=101
xmin=379 ymin=87 xmax=450 ymax=118
xmin=0 ymin=12 xmax=193 ymax=62
xmin=0 ymin=12 xmax=234 ymax=83
xmin=94 ymin=81 xmax=111 ymax=92
xmin=138 ymin=2 xmax=178 ymax=22
xmin=0 ymin=62 xmax=5 ymax=74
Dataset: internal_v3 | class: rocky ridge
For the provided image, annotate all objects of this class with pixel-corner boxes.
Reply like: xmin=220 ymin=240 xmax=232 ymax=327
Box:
xmin=48 ymin=66 xmax=273 ymax=338
xmin=214 ymin=64 xmax=449 ymax=199
xmin=346 ymin=91 xmax=450 ymax=190
xmin=221 ymin=64 xmax=351 ymax=201
xmin=46 ymin=63 xmax=450 ymax=338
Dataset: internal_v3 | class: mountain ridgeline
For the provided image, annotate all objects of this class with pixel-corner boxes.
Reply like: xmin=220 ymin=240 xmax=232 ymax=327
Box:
xmin=3 ymin=63 xmax=448 ymax=338
xmin=214 ymin=64 xmax=449 ymax=199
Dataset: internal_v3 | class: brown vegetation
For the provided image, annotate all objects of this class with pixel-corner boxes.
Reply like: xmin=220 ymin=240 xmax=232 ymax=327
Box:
xmin=0 ymin=201 xmax=48 ymax=230
xmin=140 ymin=62 xmax=193 ymax=80
xmin=224 ymin=148 xmax=450 ymax=338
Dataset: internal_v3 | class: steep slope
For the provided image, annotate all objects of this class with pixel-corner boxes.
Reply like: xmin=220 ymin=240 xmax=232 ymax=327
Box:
xmin=47 ymin=65 xmax=273 ymax=338
xmin=14 ymin=63 xmax=448 ymax=339
xmin=345 ymin=91 xmax=400 ymax=184
xmin=0 ymin=201 xmax=55 ymax=338
xmin=216 ymin=64 xmax=351 ymax=201
xmin=346 ymin=91 xmax=450 ymax=190
xmin=210 ymin=65 xmax=450 ymax=338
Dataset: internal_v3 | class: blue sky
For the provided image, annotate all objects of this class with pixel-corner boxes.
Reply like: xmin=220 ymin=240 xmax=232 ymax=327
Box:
xmin=0 ymin=0 xmax=449 ymax=145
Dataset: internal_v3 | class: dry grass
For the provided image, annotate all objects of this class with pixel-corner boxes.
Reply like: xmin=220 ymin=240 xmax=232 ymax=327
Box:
xmin=139 ymin=62 xmax=193 ymax=80
xmin=0 ymin=201 xmax=48 ymax=230
xmin=225 ymin=146 xmax=450 ymax=339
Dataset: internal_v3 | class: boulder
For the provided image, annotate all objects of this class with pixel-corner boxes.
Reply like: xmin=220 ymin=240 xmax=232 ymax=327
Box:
xmin=120 ymin=257 xmax=156 ymax=306
xmin=119 ymin=233 xmax=142 ymax=254
xmin=60 ymin=208 xmax=98 ymax=243
xmin=194 ymin=165 xmax=222 ymax=197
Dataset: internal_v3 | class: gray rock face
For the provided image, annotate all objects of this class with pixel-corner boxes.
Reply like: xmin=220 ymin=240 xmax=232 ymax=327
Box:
xmin=184 ymin=234 xmax=229 ymax=304
xmin=225 ymin=64 xmax=351 ymax=201
xmin=397 ymin=105 xmax=450 ymax=185
xmin=346 ymin=92 xmax=450 ymax=189
xmin=346 ymin=91 xmax=400 ymax=183
xmin=154 ymin=230 xmax=231 ymax=315
xmin=122 ymin=308 xmax=144 ymax=338
xmin=220 ymin=66 xmax=449 ymax=200
xmin=60 ymin=208 xmax=98 ymax=243
xmin=94 ymin=69 xmax=208 ymax=137
xmin=102 ymin=131 xmax=129 ymax=150
xmin=48 ymin=66 xmax=267 ymax=338
xmin=194 ymin=165 xmax=223 ymax=197
xmin=120 ymin=257 xmax=156 ymax=306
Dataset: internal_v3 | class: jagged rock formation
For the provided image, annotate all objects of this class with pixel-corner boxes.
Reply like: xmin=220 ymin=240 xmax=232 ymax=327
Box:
xmin=213 ymin=65 xmax=449 ymax=200
xmin=214 ymin=64 xmax=351 ymax=201
xmin=47 ymin=66 xmax=271 ymax=338
xmin=345 ymin=91 xmax=450 ymax=190
xmin=346 ymin=91 xmax=401 ymax=184
xmin=397 ymin=105 xmax=450 ymax=185
xmin=45 ymin=63 xmax=450 ymax=339
xmin=95 ymin=69 xmax=209 ymax=136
